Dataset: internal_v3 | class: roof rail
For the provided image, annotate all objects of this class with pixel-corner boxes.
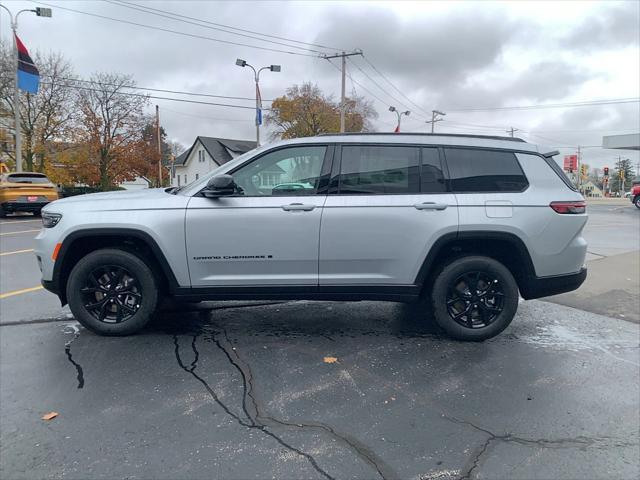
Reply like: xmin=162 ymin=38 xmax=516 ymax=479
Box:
xmin=316 ymin=132 xmax=527 ymax=143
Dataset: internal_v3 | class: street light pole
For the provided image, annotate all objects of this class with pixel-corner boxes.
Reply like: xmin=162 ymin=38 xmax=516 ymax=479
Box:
xmin=388 ymin=106 xmax=410 ymax=132
xmin=236 ymin=59 xmax=280 ymax=147
xmin=0 ymin=4 xmax=52 ymax=173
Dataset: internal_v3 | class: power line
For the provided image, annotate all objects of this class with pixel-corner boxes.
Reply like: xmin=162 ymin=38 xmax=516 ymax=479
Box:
xmin=103 ymin=0 xmax=326 ymax=55
xmin=360 ymin=55 xmax=431 ymax=118
xmin=110 ymin=0 xmax=342 ymax=51
xmin=325 ymin=58 xmax=391 ymax=111
xmin=32 ymin=1 xmax=320 ymax=57
xmin=346 ymin=57 xmax=424 ymax=120
xmin=444 ymin=98 xmax=640 ymax=112
xmin=41 ymin=80 xmax=259 ymax=109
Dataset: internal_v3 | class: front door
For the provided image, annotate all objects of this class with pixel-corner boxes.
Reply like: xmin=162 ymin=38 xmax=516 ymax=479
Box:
xmin=186 ymin=145 xmax=330 ymax=287
xmin=319 ymin=145 xmax=458 ymax=286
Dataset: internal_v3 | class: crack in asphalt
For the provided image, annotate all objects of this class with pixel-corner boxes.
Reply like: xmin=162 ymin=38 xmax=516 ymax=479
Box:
xmin=448 ymin=416 xmax=637 ymax=480
xmin=172 ymin=333 xmax=335 ymax=480
xmin=213 ymin=327 xmax=397 ymax=480
xmin=63 ymin=324 xmax=84 ymax=389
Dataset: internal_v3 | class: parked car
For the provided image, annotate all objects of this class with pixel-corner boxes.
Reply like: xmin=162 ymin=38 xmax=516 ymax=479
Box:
xmin=0 ymin=172 xmax=58 ymax=217
xmin=631 ymin=183 xmax=640 ymax=209
xmin=35 ymin=133 xmax=588 ymax=340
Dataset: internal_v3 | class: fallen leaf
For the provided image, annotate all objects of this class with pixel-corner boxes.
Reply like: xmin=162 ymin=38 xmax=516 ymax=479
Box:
xmin=42 ymin=412 xmax=58 ymax=421
xmin=323 ymin=356 xmax=338 ymax=364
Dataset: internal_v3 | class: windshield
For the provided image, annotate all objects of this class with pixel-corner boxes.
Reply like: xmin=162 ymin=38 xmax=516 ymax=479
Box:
xmin=5 ymin=173 xmax=51 ymax=184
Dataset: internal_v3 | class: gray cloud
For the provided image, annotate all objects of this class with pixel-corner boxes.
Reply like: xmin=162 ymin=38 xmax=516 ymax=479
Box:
xmin=564 ymin=2 xmax=640 ymax=51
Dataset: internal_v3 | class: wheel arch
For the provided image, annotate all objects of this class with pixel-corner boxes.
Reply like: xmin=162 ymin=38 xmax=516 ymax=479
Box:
xmin=415 ymin=231 xmax=537 ymax=298
xmin=52 ymin=228 xmax=179 ymax=305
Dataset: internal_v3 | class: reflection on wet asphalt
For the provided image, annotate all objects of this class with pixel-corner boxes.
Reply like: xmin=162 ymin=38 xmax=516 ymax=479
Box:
xmin=1 ymin=299 xmax=637 ymax=480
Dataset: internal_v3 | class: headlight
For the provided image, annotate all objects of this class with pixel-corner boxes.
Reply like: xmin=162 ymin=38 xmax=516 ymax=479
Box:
xmin=42 ymin=212 xmax=62 ymax=228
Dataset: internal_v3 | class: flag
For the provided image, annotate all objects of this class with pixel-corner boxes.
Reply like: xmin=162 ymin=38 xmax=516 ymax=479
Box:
xmin=255 ymin=83 xmax=262 ymax=126
xmin=15 ymin=34 xmax=39 ymax=94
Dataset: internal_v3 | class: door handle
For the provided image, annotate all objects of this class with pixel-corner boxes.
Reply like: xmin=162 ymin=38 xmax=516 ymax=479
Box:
xmin=281 ymin=203 xmax=316 ymax=211
xmin=414 ymin=202 xmax=448 ymax=211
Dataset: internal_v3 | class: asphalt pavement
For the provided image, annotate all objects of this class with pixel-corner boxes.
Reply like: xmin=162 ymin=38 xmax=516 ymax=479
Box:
xmin=1 ymin=202 xmax=639 ymax=480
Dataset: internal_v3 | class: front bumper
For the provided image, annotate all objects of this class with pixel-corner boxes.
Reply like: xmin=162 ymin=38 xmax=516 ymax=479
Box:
xmin=520 ymin=267 xmax=587 ymax=300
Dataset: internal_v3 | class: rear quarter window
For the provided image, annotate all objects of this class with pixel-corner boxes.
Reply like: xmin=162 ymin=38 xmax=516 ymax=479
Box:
xmin=444 ymin=148 xmax=528 ymax=192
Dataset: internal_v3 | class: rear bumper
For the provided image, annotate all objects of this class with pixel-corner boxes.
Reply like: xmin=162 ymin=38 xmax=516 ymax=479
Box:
xmin=520 ymin=267 xmax=587 ymax=300
xmin=1 ymin=200 xmax=49 ymax=213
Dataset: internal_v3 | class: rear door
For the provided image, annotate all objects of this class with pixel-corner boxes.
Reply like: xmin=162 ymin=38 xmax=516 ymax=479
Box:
xmin=319 ymin=144 xmax=458 ymax=286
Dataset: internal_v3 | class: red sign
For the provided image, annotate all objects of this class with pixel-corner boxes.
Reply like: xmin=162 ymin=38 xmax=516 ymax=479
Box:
xmin=563 ymin=155 xmax=577 ymax=172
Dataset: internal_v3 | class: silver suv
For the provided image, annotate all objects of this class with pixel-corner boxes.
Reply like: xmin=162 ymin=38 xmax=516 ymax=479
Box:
xmin=35 ymin=133 xmax=587 ymax=340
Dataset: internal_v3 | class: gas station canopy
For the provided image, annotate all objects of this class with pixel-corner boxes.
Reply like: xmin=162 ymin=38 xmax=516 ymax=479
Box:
xmin=602 ymin=133 xmax=640 ymax=150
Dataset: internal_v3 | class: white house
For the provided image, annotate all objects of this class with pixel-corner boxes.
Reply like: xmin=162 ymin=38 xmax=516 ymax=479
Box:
xmin=171 ymin=136 xmax=257 ymax=187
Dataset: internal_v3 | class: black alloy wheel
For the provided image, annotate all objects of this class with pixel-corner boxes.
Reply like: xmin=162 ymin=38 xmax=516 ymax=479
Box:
xmin=81 ymin=265 xmax=142 ymax=324
xmin=446 ymin=271 xmax=505 ymax=329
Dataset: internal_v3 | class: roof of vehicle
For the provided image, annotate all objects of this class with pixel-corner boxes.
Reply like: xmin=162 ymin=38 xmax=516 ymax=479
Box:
xmin=276 ymin=133 xmax=551 ymax=155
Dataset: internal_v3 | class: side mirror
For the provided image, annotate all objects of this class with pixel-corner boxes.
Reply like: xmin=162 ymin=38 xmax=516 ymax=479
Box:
xmin=202 ymin=174 xmax=236 ymax=198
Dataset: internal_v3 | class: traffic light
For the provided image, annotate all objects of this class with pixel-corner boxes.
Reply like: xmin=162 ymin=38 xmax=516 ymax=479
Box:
xmin=580 ymin=164 xmax=587 ymax=177
xmin=603 ymin=167 xmax=609 ymax=176
xmin=620 ymin=170 xmax=625 ymax=180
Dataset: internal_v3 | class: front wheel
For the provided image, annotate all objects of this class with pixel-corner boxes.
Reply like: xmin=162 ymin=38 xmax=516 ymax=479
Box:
xmin=67 ymin=249 xmax=159 ymax=336
xmin=431 ymin=256 xmax=519 ymax=341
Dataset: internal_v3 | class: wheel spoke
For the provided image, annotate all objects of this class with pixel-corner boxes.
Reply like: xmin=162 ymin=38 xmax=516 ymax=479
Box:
xmin=98 ymin=301 xmax=110 ymax=321
xmin=85 ymin=298 xmax=108 ymax=310
xmin=115 ymin=302 xmax=123 ymax=323
xmin=117 ymin=300 xmax=137 ymax=315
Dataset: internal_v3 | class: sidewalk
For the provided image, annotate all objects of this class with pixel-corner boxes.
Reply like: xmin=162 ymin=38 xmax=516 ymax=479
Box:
xmin=545 ymin=250 xmax=640 ymax=323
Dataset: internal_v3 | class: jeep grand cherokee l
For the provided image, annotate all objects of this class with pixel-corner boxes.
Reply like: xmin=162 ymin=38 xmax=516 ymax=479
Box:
xmin=35 ymin=133 xmax=587 ymax=341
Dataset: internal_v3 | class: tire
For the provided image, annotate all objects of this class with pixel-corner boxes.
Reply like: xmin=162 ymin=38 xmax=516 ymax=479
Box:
xmin=431 ymin=256 xmax=519 ymax=341
xmin=66 ymin=248 xmax=159 ymax=336
xmin=634 ymin=196 xmax=640 ymax=209
xmin=0 ymin=205 xmax=5 ymax=218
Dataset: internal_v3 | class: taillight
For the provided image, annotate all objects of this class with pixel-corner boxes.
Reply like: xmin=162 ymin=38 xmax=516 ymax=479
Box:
xmin=549 ymin=201 xmax=586 ymax=214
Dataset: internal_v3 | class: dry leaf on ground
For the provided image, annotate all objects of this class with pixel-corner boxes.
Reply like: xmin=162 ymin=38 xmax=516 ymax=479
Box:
xmin=41 ymin=412 xmax=59 ymax=421
xmin=323 ymin=356 xmax=338 ymax=364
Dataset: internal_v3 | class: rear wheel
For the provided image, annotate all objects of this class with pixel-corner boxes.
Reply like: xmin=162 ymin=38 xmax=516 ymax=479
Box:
xmin=67 ymin=249 xmax=158 ymax=335
xmin=0 ymin=205 xmax=5 ymax=218
xmin=431 ymin=256 xmax=519 ymax=341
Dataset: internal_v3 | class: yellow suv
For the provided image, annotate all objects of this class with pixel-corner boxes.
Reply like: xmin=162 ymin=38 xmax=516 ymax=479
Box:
xmin=0 ymin=172 xmax=59 ymax=217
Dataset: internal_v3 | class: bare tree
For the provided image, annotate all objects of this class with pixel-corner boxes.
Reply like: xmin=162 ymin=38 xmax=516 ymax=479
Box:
xmin=0 ymin=41 xmax=77 ymax=171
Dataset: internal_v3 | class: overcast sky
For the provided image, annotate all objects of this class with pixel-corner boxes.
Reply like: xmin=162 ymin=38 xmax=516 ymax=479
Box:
xmin=1 ymin=0 xmax=639 ymax=169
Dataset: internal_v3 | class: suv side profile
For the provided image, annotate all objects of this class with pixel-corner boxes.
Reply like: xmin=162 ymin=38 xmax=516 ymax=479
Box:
xmin=35 ymin=134 xmax=587 ymax=341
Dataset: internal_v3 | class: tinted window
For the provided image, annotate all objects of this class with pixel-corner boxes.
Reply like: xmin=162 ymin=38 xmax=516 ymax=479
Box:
xmin=445 ymin=148 xmax=528 ymax=192
xmin=233 ymin=146 xmax=326 ymax=196
xmin=339 ymin=146 xmax=419 ymax=194
xmin=421 ymin=148 xmax=446 ymax=193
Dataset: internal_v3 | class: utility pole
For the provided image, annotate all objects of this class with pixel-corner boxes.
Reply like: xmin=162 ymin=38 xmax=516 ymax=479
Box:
xmin=156 ymin=105 xmax=162 ymax=187
xmin=576 ymin=146 xmax=582 ymax=193
xmin=0 ymin=5 xmax=52 ymax=172
xmin=322 ymin=50 xmax=363 ymax=133
xmin=507 ymin=127 xmax=519 ymax=137
xmin=426 ymin=110 xmax=446 ymax=133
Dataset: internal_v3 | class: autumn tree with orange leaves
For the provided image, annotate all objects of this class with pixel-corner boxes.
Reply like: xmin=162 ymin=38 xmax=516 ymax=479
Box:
xmin=71 ymin=72 xmax=157 ymax=189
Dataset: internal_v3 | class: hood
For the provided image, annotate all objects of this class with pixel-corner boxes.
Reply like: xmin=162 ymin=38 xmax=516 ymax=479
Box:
xmin=44 ymin=188 xmax=186 ymax=212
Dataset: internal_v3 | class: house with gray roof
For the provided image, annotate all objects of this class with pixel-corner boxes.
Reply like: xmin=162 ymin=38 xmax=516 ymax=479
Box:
xmin=170 ymin=136 xmax=257 ymax=187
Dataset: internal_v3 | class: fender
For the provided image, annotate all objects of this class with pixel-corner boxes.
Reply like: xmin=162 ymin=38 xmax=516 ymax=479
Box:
xmin=50 ymin=228 xmax=180 ymax=302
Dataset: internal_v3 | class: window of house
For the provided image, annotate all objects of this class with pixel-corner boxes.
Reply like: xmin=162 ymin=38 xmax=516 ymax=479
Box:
xmin=184 ymin=174 xmax=187 ymax=184
xmin=444 ymin=148 xmax=528 ymax=192
xmin=421 ymin=148 xmax=446 ymax=193
xmin=232 ymin=146 xmax=326 ymax=196
xmin=338 ymin=145 xmax=420 ymax=194
xmin=177 ymin=175 xmax=181 ymax=187
xmin=196 ymin=173 xmax=199 ymax=180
